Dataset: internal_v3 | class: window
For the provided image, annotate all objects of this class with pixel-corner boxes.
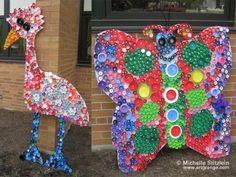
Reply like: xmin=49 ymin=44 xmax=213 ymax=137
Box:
xmin=78 ymin=0 xmax=91 ymax=66
xmin=0 ymin=18 xmax=5 ymax=56
xmin=92 ymin=0 xmax=235 ymax=32
xmin=0 ymin=0 xmax=35 ymax=61
xmin=0 ymin=0 xmax=3 ymax=15
xmin=10 ymin=0 xmax=35 ymax=11
xmin=0 ymin=0 xmax=6 ymax=58
xmin=112 ymin=0 xmax=225 ymax=14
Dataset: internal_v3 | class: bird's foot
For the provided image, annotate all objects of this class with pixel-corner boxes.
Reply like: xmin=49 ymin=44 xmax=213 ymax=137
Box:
xmin=21 ymin=144 xmax=43 ymax=164
xmin=44 ymin=152 xmax=72 ymax=173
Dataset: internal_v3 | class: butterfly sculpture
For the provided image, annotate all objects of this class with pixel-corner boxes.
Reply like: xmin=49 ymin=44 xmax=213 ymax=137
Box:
xmin=94 ymin=24 xmax=232 ymax=173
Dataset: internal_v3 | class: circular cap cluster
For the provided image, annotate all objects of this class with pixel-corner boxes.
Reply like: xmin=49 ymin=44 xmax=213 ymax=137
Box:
xmin=134 ymin=125 xmax=159 ymax=154
xmin=182 ymin=41 xmax=212 ymax=69
xmin=186 ymin=88 xmax=206 ymax=108
xmin=139 ymin=102 xmax=160 ymax=124
xmin=190 ymin=109 xmax=214 ymax=138
xmin=125 ymin=49 xmax=155 ymax=76
xmin=162 ymin=71 xmax=181 ymax=89
xmin=166 ymin=119 xmax=186 ymax=149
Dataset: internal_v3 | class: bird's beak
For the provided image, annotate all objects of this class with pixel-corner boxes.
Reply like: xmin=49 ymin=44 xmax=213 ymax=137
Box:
xmin=3 ymin=28 xmax=20 ymax=50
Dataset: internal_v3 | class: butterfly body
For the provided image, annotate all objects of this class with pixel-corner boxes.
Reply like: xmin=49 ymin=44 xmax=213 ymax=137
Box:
xmin=94 ymin=24 xmax=232 ymax=172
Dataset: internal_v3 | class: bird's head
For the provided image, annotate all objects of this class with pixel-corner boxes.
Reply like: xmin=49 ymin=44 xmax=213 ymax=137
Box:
xmin=3 ymin=3 xmax=44 ymax=50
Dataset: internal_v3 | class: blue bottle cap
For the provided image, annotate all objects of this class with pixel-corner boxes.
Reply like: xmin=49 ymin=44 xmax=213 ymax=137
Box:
xmin=210 ymin=88 xmax=220 ymax=97
xmin=98 ymin=53 xmax=107 ymax=62
xmin=166 ymin=108 xmax=179 ymax=122
xmin=166 ymin=63 xmax=179 ymax=77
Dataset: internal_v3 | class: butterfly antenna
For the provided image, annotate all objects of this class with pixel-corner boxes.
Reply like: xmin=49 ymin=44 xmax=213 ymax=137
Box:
xmin=160 ymin=9 xmax=168 ymax=31
xmin=167 ymin=6 xmax=171 ymax=29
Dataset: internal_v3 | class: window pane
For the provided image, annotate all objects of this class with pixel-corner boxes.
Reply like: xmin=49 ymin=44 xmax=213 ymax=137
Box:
xmin=84 ymin=0 xmax=92 ymax=11
xmin=0 ymin=19 xmax=4 ymax=55
xmin=78 ymin=13 xmax=91 ymax=65
xmin=10 ymin=0 xmax=35 ymax=11
xmin=87 ymin=20 xmax=91 ymax=59
xmin=0 ymin=0 xmax=4 ymax=15
xmin=112 ymin=0 xmax=225 ymax=14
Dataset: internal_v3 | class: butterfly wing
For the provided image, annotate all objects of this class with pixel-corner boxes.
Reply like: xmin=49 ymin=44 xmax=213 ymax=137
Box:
xmin=177 ymin=26 xmax=232 ymax=158
xmin=94 ymin=29 xmax=167 ymax=172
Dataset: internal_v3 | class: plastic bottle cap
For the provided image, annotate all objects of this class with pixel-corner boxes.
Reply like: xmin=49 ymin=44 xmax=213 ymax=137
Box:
xmin=170 ymin=125 xmax=182 ymax=139
xmin=191 ymin=69 xmax=204 ymax=84
xmin=138 ymin=83 xmax=151 ymax=99
xmin=163 ymin=88 xmax=178 ymax=103
xmin=98 ymin=53 xmax=107 ymax=62
xmin=166 ymin=109 xmax=179 ymax=122
xmin=210 ymin=88 xmax=220 ymax=97
xmin=166 ymin=63 xmax=179 ymax=77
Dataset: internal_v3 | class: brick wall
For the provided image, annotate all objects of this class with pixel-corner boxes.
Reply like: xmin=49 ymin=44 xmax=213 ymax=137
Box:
xmin=91 ymin=32 xmax=236 ymax=149
xmin=58 ymin=0 xmax=79 ymax=82
xmin=76 ymin=67 xmax=91 ymax=114
xmin=0 ymin=63 xmax=25 ymax=110
xmin=0 ymin=0 xmax=85 ymax=152
xmin=36 ymin=0 xmax=61 ymax=152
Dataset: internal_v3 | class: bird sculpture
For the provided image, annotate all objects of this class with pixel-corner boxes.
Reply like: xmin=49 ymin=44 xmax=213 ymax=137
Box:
xmin=3 ymin=3 xmax=89 ymax=173
xmin=94 ymin=24 xmax=232 ymax=172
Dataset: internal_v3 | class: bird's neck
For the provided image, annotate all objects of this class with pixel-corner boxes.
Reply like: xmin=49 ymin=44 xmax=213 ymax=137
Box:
xmin=25 ymin=35 xmax=42 ymax=79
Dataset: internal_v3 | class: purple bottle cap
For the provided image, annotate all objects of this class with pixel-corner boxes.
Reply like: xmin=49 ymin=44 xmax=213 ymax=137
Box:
xmin=223 ymin=135 xmax=231 ymax=144
xmin=120 ymin=105 xmax=129 ymax=113
xmin=95 ymin=42 xmax=102 ymax=54
xmin=98 ymin=81 xmax=106 ymax=90
xmin=225 ymin=106 xmax=232 ymax=114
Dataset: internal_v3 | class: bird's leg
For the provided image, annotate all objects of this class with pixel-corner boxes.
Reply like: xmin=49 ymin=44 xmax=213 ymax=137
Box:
xmin=44 ymin=116 xmax=72 ymax=173
xmin=20 ymin=112 xmax=43 ymax=164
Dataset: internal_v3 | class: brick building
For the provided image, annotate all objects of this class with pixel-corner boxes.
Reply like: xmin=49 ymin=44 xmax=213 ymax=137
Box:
xmin=91 ymin=0 xmax=236 ymax=150
xmin=0 ymin=0 xmax=91 ymax=151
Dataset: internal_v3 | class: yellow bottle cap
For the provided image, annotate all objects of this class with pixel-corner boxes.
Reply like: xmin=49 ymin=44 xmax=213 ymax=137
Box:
xmin=191 ymin=69 xmax=204 ymax=84
xmin=138 ymin=83 xmax=151 ymax=99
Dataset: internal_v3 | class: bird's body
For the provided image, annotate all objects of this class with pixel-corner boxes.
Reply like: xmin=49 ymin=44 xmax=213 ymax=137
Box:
xmin=24 ymin=59 xmax=88 ymax=126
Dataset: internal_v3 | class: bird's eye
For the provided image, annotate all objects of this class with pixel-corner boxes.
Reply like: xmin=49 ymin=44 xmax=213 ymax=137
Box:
xmin=23 ymin=22 xmax=31 ymax=31
xmin=17 ymin=18 xmax=24 ymax=26
xmin=158 ymin=38 xmax=166 ymax=46
xmin=168 ymin=36 xmax=176 ymax=45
